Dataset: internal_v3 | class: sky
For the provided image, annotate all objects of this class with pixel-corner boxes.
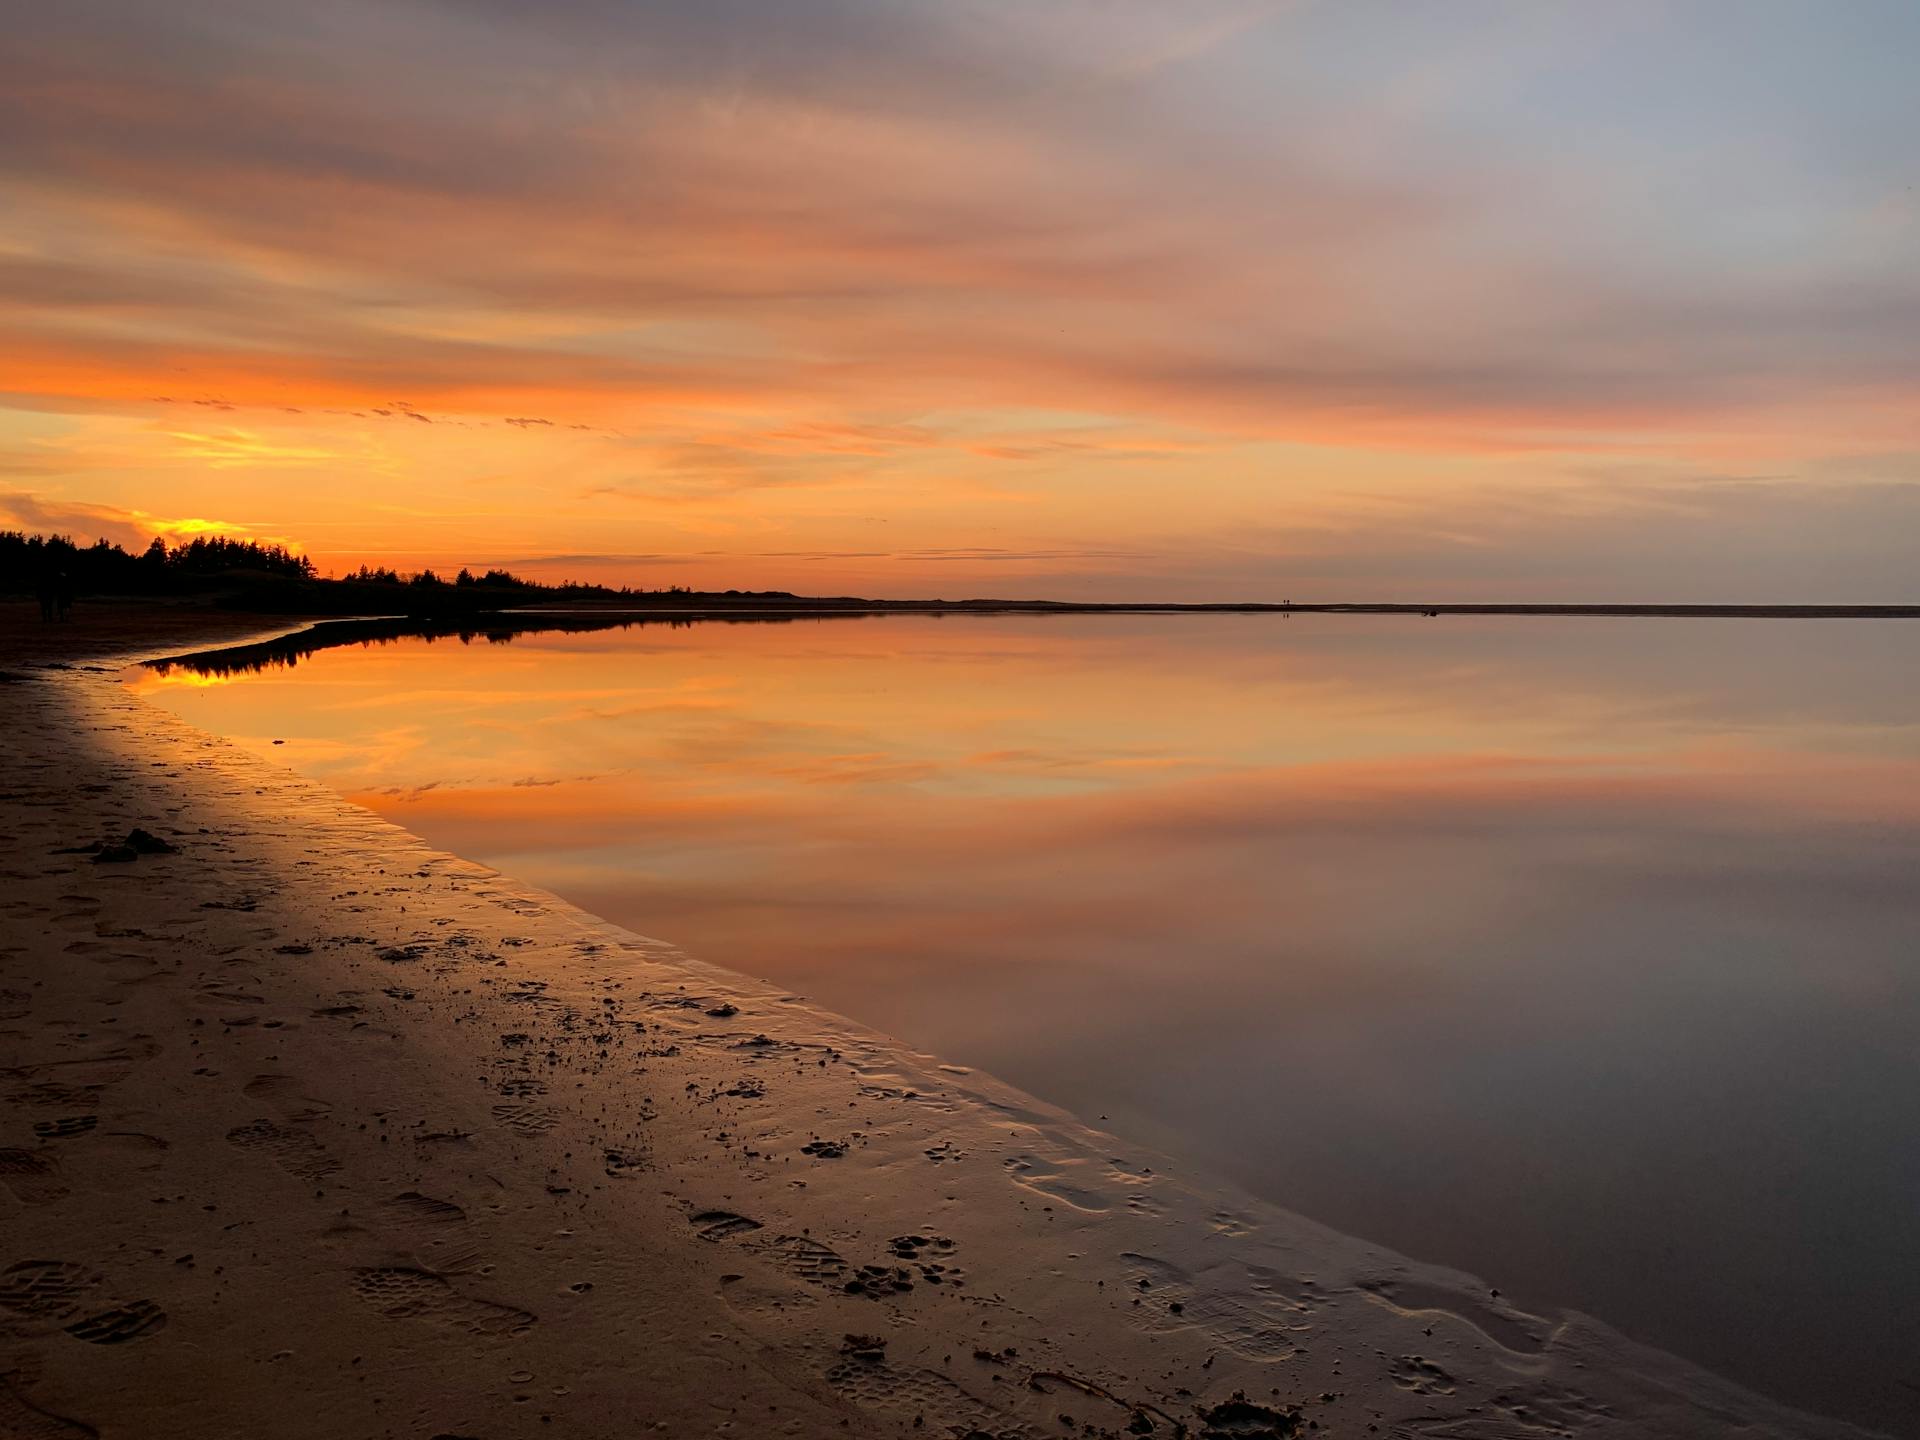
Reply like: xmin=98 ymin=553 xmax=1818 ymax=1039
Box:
xmin=3 ymin=0 xmax=1918 ymax=600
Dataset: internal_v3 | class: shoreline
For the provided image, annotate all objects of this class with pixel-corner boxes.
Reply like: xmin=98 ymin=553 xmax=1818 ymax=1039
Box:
xmin=128 ymin=601 xmax=1920 ymax=686
xmin=510 ymin=602 xmax=1920 ymax=618
xmin=0 ymin=609 xmax=1894 ymax=1438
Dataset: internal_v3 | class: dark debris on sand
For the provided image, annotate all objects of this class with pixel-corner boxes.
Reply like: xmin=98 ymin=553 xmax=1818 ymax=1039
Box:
xmin=80 ymin=827 xmax=179 ymax=863
xmin=1195 ymin=1394 xmax=1302 ymax=1438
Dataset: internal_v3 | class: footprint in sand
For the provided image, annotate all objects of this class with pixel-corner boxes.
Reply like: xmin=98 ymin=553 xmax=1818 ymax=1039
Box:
xmin=716 ymin=1270 xmax=817 ymax=1319
xmin=0 ymin=1260 xmax=165 ymax=1347
xmin=769 ymin=1237 xmax=915 ymax=1298
xmin=1358 ymin=1277 xmax=1550 ymax=1356
xmin=350 ymin=1268 xmax=534 ymax=1337
xmin=195 ymin=981 xmax=267 ymax=1010
xmin=1 ymin=1044 xmax=156 ymax=1109
xmin=1003 ymin=1153 xmax=1112 ymax=1213
xmin=375 ymin=1191 xmax=483 ymax=1275
xmin=765 ymin=1235 xmax=854 ymax=1291
xmin=824 ymin=1351 xmax=1012 ymax=1434
xmin=0 ymin=1149 xmax=68 ymax=1206
xmin=225 ymin=1118 xmax=341 ymax=1182
xmin=1119 ymin=1253 xmax=1308 ymax=1362
xmin=686 ymin=1214 xmax=921 ymax=1300
xmin=689 ymin=1210 xmax=764 ymax=1243
xmin=242 ymin=1073 xmax=332 ymax=1122
xmin=691 ymin=1210 xmax=821 ymax=1316
xmin=0 ymin=1261 xmax=102 ymax=1328
xmin=489 ymin=1102 xmax=557 ymax=1137
xmin=1390 ymin=1354 xmax=1458 ymax=1396
xmin=31 ymin=1117 xmax=97 ymax=1141
xmin=378 ymin=1190 xmax=467 ymax=1228
xmin=64 ymin=1300 xmax=167 ymax=1346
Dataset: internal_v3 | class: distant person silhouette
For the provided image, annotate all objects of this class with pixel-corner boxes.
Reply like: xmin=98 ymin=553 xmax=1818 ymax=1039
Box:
xmin=35 ymin=567 xmax=58 ymax=622
xmin=55 ymin=569 xmax=74 ymax=622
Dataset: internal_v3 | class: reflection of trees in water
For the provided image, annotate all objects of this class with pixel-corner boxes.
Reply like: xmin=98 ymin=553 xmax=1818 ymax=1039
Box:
xmin=146 ymin=611 xmax=849 ymax=678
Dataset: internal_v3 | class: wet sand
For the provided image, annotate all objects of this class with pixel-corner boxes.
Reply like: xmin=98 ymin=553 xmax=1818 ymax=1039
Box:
xmin=0 ymin=603 xmax=1891 ymax=1438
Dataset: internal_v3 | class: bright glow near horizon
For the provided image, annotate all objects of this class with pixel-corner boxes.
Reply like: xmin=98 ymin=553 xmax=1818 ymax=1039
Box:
xmin=4 ymin=2 xmax=1918 ymax=599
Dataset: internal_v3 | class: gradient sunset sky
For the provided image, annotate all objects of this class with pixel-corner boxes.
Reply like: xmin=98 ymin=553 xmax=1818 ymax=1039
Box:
xmin=4 ymin=1 xmax=1917 ymax=599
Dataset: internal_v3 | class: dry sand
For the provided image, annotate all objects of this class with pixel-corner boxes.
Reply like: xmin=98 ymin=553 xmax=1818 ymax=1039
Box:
xmin=0 ymin=604 xmax=1890 ymax=1438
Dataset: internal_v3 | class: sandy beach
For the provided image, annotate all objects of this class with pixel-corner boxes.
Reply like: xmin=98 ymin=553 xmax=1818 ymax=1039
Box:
xmin=0 ymin=606 xmax=1890 ymax=1439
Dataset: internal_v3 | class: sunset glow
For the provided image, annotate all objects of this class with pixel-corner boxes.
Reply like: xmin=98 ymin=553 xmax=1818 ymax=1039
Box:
xmin=5 ymin=2 xmax=1918 ymax=597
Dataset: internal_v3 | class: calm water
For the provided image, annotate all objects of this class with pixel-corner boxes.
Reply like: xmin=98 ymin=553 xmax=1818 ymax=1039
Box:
xmin=136 ymin=614 xmax=1920 ymax=1433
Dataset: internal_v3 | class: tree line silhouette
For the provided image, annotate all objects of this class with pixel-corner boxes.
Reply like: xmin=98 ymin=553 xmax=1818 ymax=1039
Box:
xmin=1 ymin=529 xmax=807 ymax=616
xmin=1 ymin=531 xmax=315 ymax=594
xmin=343 ymin=564 xmax=532 ymax=589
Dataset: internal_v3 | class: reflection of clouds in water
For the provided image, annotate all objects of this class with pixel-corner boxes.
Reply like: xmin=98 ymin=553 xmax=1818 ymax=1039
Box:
xmin=382 ymin=745 xmax=1920 ymax=1040
xmin=136 ymin=614 xmax=1920 ymax=783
